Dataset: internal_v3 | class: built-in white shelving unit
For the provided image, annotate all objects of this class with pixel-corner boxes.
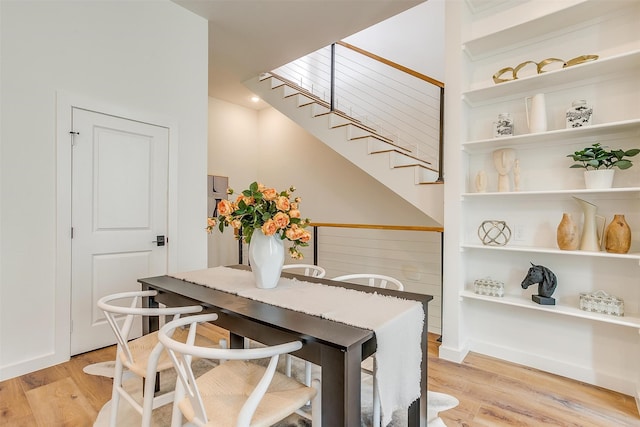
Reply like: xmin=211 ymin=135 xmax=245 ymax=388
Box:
xmin=449 ymin=0 xmax=640 ymax=407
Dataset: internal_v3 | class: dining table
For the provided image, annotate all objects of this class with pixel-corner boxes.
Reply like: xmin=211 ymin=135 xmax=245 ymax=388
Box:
xmin=139 ymin=264 xmax=433 ymax=427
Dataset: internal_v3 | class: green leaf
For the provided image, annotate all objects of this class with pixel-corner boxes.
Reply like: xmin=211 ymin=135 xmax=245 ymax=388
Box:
xmin=616 ymin=159 xmax=632 ymax=170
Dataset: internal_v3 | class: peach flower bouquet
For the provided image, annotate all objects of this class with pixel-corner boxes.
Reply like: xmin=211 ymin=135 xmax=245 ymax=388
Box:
xmin=207 ymin=181 xmax=311 ymax=259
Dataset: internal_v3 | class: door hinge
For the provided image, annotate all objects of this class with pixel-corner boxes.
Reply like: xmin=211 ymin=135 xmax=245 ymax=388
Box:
xmin=69 ymin=131 xmax=79 ymax=146
xmin=71 ymin=227 xmax=74 ymax=239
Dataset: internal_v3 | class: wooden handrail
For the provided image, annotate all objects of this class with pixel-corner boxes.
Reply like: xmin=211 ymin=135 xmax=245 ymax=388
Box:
xmin=336 ymin=41 xmax=444 ymax=88
xmin=310 ymin=222 xmax=443 ymax=233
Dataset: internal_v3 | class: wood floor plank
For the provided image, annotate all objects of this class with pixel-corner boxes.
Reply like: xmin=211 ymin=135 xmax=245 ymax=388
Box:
xmin=25 ymin=377 xmax=97 ymax=427
xmin=64 ymin=346 xmax=116 ymax=411
xmin=0 ymin=377 xmax=34 ymax=425
xmin=18 ymin=363 xmax=68 ymax=392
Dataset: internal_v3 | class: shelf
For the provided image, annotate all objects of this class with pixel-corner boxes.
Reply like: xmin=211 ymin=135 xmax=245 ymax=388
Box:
xmin=460 ymin=290 xmax=640 ymax=328
xmin=461 ymin=243 xmax=640 ymax=262
xmin=462 ymin=0 xmax=636 ymax=59
xmin=462 ymin=119 xmax=640 ymax=153
xmin=462 ymin=50 xmax=640 ymax=106
xmin=462 ymin=187 xmax=640 ymax=200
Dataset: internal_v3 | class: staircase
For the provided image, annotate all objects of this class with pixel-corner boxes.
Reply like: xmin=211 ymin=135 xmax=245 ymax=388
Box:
xmin=244 ymin=72 xmax=445 ymax=225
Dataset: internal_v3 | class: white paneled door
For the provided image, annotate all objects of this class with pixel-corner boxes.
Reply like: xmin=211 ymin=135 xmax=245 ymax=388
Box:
xmin=70 ymin=108 xmax=169 ymax=355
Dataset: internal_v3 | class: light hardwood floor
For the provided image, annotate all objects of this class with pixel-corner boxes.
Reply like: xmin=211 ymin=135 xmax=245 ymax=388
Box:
xmin=1 ymin=332 xmax=639 ymax=426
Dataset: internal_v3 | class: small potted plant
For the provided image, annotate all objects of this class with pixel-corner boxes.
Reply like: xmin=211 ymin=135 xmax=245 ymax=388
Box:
xmin=567 ymin=142 xmax=639 ymax=189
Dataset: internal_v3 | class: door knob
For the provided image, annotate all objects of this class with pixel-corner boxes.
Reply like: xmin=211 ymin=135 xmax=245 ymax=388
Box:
xmin=152 ymin=235 xmax=166 ymax=246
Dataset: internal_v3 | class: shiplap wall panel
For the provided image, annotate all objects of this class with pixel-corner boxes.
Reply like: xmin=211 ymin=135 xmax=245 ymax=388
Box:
xmin=316 ymin=227 xmax=442 ymax=334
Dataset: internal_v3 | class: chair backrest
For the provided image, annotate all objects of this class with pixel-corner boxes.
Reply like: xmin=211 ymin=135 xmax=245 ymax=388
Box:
xmin=332 ymin=273 xmax=404 ymax=291
xmin=158 ymin=313 xmax=303 ymax=426
xmin=281 ymin=263 xmax=326 ymax=278
xmin=97 ymin=290 xmax=203 ymax=365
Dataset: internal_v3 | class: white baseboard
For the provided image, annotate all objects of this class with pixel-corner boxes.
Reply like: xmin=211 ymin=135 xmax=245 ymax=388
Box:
xmin=0 ymin=352 xmax=68 ymax=382
xmin=437 ymin=342 xmax=469 ymax=364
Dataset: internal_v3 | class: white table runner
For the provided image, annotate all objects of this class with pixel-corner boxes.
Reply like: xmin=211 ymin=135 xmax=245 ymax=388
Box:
xmin=170 ymin=266 xmax=424 ymax=426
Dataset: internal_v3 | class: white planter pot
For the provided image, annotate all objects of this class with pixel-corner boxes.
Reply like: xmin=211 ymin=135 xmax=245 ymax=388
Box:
xmin=584 ymin=169 xmax=615 ymax=189
xmin=248 ymin=229 xmax=284 ymax=289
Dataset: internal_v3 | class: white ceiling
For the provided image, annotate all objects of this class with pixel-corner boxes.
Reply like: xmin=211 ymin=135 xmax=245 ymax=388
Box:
xmin=173 ymin=0 xmax=424 ymax=109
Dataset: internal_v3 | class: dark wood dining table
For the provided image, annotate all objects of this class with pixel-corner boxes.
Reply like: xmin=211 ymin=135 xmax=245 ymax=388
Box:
xmin=139 ymin=265 xmax=432 ymax=427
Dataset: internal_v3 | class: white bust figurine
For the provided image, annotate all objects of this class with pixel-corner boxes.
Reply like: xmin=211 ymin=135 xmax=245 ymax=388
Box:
xmin=493 ymin=148 xmax=516 ymax=192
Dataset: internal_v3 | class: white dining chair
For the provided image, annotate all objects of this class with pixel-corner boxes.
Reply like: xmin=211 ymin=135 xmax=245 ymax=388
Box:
xmin=98 ymin=290 xmax=224 ymax=427
xmin=281 ymin=263 xmax=326 ymax=279
xmin=332 ymin=273 xmax=404 ymax=427
xmin=158 ymin=313 xmax=321 ymax=427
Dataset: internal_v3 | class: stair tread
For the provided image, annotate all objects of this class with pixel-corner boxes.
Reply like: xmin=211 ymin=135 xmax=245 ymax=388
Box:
xmin=267 ymin=72 xmax=369 ymax=126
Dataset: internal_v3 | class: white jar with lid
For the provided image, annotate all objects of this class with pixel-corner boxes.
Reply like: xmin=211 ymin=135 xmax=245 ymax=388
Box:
xmin=566 ymin=100 xmax=593 ymax=128
xmin=493 ymin=113 xmax=513 ymax=138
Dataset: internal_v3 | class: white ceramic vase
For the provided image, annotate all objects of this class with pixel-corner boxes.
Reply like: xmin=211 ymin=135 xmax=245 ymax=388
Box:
xmin=249 ymin=229 xmax=285 ymax=289
xmin=584 ymin=169 xmax=614 ymax=189
xmin=525 ymin=93 xmax=547 ymax=133
xmin=573 ymin=196 xmax=603 ymax=252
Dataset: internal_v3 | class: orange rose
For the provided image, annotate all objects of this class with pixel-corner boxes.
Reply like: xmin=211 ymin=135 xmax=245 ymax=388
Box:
xmin=299 ymin=230 xmax=311 ymax=243
xmin=289 ymin=209 xmax=300 ymax=219
xmin=276 ymin=196 xmax=290 ymax=211
xmin=273 ymin=212 xmax=290 ymax=229
xmin=261 ymin=220 xmax=278 ymax=236
xmin=262 ymin=187 xmax=278 ymax=201
xmin=217 ymin=199 xmax=234 ymax=216
xmin=236 ymin=195 xmax=254 ymax=206
xmin=285 ymin=224 xmax=305 ymax=240
xmin=207 ymin=217 xmax=216 ymax=227
xmin=230 ymin=219 xmax=242 ymax=229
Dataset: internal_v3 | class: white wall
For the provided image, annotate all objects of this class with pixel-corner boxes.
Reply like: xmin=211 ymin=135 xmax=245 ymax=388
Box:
xmin=344 ymin=0 xmax=445 ymax=82
xmin=0 ymin=0 xmax=208 ymax=380
xmin=207 ymin=98 xmax=260 ymax=267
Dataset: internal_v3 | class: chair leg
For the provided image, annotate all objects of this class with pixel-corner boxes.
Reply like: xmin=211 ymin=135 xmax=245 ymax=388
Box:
xmin=170 ymin=378 xmax=186 ymax=427
xmin=141 ymin=371 xmax=157 ymax=427
xmin=372 ymin=357 xmax=381 ymax=427
xmin=311 ymin=377 xmax=322 ymax=426
xmin=304 ymin=361 xmax=312 ymax=386
xmin=285 ymin=354 xmax=292 ymax=377
xmin=109 ymin=356 xmax=124 ymax=427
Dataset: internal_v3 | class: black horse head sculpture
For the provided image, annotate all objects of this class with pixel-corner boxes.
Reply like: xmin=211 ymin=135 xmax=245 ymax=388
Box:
xmin=521 ymin=263 xmax=557 ymax=298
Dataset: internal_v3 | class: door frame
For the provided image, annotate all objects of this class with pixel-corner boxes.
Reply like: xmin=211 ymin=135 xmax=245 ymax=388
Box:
xmin=56 ymin=91 xmax=178 ymax=361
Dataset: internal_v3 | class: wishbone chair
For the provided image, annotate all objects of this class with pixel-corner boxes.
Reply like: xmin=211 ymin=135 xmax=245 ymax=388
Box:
xmin=98 ymin=290 xmax=224 ymax=427
xmin=159 ymin=313 xmax=321 ymax=427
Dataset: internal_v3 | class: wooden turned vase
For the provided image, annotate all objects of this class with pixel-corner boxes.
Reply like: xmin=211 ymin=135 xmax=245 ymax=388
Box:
xmin=556 ymin=213 xmax=579 ymax=250
xmin=605 ymin=214 xmax=631 ymax=254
